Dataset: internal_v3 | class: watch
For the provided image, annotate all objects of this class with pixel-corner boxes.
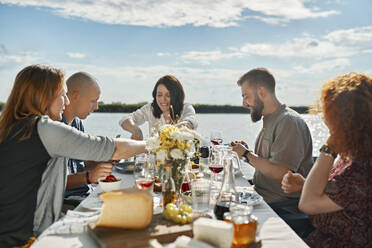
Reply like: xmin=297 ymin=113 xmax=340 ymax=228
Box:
xmin=242 ymin=149 xmax=252 ymax=164
xmin=86 ymin=171 xmax=91 ymax=184
xmin=319 ymin=144 xmax=337 ymax=159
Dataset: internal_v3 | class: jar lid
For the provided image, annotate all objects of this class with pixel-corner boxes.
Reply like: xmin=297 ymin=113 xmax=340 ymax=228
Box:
xmin=229 ymin=203 xmax=253 ymax=216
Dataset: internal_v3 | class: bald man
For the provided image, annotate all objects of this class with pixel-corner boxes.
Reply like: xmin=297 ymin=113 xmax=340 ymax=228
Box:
xmin=33 ymin=72 xmax=113 ymax=235
xmin=63 ymin=72 xmax=113 ymax=198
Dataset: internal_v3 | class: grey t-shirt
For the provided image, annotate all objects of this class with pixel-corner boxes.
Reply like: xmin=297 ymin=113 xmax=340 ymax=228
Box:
xmin=253 ymin=105 xmax=313 ymax=203
xmin=33 ymin=116 xmax=115 ymax=235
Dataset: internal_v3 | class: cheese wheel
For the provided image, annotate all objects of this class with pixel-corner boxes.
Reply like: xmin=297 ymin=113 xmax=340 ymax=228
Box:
xmin=97 ymin=188 xmax=153 ymax=229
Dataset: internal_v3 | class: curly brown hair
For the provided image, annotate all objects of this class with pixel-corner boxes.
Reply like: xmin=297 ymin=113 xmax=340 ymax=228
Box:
xmin=314 ymin=73 xmax=372 ymax=162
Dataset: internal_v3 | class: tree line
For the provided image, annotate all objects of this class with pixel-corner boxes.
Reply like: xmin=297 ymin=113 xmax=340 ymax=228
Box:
xmin=0 ymin=101 xmax=309 ymax=114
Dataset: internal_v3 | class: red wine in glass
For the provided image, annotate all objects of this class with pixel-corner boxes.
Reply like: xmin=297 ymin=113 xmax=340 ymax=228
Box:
xmin=136 ymin=179 xmax=154 ymax=190
xmin=211 ymin=138 xmax=223 ymax=146
xmin=181 ymin=182 xmax=191 ymax=192
xmin=209 ymin=164 xmax=223 ymax=174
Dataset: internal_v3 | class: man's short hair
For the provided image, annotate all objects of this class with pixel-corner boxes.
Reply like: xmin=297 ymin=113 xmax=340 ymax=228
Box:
xmin=237 ymin=68 xmax=275 ymax=93
xmin=66 ymin=72 xmax=98 ymax=93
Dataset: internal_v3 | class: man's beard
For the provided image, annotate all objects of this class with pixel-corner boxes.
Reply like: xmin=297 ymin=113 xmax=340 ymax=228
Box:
xmin=250 ymin=97 xmax=264 ymax=122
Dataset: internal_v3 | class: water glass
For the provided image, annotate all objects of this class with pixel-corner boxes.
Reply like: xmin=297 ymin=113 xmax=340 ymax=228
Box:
xmin=134 ymin=154 xmax=155 ymax=191
xmin=191 ymin=179 xmax=211 ymax=212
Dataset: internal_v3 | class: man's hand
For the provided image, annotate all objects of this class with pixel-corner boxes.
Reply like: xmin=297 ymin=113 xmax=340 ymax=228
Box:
xmin=230 ymin=140 xmax=249 ymax=158
xmin=89 ymin=162 xmax=114 ymax=183
xmin=281 ymin=171 xmax=305 ymax=194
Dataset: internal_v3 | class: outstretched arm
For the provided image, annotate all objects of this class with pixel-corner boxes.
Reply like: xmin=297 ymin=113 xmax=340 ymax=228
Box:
xmin=111 ymin=138 xmax=147 ymax=160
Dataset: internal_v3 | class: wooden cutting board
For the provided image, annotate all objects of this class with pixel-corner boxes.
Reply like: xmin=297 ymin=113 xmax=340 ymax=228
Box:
xmin=88 ymin=214 xmax=193 ymax=248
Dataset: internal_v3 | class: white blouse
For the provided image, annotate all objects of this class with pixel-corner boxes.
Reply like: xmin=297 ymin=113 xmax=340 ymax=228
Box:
xmin=119 ymin=103 xmax=198 ymax=135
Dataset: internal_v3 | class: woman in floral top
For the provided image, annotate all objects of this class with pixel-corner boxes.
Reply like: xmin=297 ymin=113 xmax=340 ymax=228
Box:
xmin=298 ymin=73 xmax=372 ymax=248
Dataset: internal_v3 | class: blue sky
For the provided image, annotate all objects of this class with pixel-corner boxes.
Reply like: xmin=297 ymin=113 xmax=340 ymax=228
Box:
xmin=0 ymin=0 xmax=371 ymax=106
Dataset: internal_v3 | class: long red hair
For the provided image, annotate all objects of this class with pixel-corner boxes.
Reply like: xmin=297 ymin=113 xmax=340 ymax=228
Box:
xmin=0 ymin=65 xmax=65 ymax=143
xmin=316 ymin=73 xmax=372 ymax=161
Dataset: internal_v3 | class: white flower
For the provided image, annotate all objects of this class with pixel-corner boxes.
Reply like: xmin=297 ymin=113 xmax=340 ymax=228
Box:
xmin=156 ymin=149 xmax=168 ymax=163
xmin=170 ymin=148 xmax=184 ymax=160
xmin=146 ymin=136 xmax=161 ymax=151
xmin=185 ymin=140 xmax=196 ymax=157
xmin=171 ymin=130 xmax=194 ymax=141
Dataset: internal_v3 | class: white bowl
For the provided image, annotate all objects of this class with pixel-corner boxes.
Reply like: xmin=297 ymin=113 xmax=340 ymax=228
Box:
xmin=98 ymin=177 xmax=122 ymax=192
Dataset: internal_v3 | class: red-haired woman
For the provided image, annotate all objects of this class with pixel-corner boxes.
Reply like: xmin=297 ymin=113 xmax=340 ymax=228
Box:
xmin=298 ymin=73 xmax=372 ymax=247
xmin=0 ymin=65 xmax=146 ymax=247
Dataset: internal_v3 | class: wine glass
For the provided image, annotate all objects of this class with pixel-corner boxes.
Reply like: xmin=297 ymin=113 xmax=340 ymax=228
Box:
xmin=210 ymin=131 xmax=223 ymax=146
xmin=208 ymin=148 xmax=224 ymax=186
xmin=134 ymin=154 xmax=155 ymax=191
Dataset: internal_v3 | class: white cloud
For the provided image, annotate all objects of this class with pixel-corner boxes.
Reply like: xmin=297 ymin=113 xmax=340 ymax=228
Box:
xmin=67 ymin=52 xmax=85 ymax=59
xmin=240 ymin=37 xmax=357 ymax=59
xmin=0 ymin=52 xmax=41 ymax=66
xmin=156 ymin=52 xmax=171 ymax=57
xmin=179 ymin=26 xmax=372 ymax=64
xmin=181 ymin=50 xmax=242 ymax=64
xmin=177 ymin=36 xmax=356 ymax=65
xmin=293 ymin=58 xmax=350 ymax=73
xmin=325 ymin=26 xmax=372 ymax=45
xmin=0 ymin=0 xmax=339 ymax=27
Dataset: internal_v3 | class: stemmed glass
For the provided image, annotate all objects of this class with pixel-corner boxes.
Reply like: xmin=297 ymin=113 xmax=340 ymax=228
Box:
xmin=134 ymin=154 xmax=155 ymax=191
xmin=210 ymin=131 xmax=223 ymax=146
xmin=208 ymin=147 xmax=224 ymax=187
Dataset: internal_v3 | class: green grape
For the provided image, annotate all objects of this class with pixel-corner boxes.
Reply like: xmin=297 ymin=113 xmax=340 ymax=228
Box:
xmin=185 ymin=213 xmax=193 ymax=223
xmin=168 ymin=207 xmax=179 ymax=219
xmin=166 ymin=203 xmax=177 ymax=210
xmin=175 ymin=214 xmax=183 ymax=224
xmin=180 ymin=215 xmax=187 ymax=225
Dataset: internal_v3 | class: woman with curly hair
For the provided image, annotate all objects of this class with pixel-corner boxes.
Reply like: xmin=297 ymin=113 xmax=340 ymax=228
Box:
xmin=119 ymin=75 xmax=197 ymax=140
xmin=297 ymin=73 xmax=372 ymax=247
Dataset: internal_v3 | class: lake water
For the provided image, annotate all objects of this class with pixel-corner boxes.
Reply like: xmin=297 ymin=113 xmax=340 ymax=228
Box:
xmin=83 ymin=113 xmax=329 ymax=156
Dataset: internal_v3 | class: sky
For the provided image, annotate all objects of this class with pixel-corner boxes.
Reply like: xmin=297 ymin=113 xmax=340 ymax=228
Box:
xmin=0 ymin=0 xmax=371 ymax=106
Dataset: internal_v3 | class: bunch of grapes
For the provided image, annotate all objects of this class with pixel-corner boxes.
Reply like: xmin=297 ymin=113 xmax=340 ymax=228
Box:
xmin=162 ymin=203 xmax=193 ymax=224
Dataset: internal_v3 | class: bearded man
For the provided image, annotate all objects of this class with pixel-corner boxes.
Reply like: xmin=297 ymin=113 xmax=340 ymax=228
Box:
xmin=231 ymin=68 xmax=313 ymax=212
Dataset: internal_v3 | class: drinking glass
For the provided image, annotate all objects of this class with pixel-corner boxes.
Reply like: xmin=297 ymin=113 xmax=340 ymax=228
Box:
xmin=191 ymin=179 xmax=211 ymax=212
xmin=208 ymin=147 xmax=224 ymax=189
xmin=134 ymin=154 xmax=155 ymax=191
xmin=210 ymin=131 xmax=223 ymax=146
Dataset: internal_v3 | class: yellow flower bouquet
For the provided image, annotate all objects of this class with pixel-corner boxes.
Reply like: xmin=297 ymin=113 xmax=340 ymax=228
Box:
xmin=146 ymin=124 xmax=200 ymax=192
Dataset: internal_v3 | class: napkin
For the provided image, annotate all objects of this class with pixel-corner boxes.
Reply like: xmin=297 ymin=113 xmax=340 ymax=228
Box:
xmin=37 ymin=210 xmax=100 ymax=239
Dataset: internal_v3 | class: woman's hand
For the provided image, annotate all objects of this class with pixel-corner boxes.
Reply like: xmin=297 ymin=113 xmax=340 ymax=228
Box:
xmin=281 ymin=171 xmax=305 ymax=194
xmin=131 ymin=132 xmax=143 ymax=141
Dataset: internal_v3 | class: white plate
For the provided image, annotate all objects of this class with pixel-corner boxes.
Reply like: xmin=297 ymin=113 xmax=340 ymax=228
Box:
xmin=239 ymin=191 xmax=263 ymax=206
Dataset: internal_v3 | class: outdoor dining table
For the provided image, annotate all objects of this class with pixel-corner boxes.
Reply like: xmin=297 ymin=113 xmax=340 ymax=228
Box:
xmin=32 ymin=162 xmax=309 ymax=248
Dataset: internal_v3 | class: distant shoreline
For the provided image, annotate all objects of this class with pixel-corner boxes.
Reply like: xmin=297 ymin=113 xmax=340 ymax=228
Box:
xmin=0 ymin=102 xmax=309 ymax=114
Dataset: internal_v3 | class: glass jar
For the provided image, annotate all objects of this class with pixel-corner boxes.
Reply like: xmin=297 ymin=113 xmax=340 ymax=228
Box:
xmin=224 ymin=203 xmax=257 ymax=247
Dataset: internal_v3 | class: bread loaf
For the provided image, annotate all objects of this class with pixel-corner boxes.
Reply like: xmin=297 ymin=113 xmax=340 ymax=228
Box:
xmin=97 ymin=188 xmax=153 ymax=229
